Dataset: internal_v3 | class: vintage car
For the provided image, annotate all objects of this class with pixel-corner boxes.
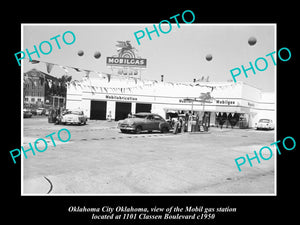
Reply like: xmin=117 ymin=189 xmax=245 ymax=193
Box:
xmin=30 ymin=108 xmax=37 ymax=115
xmin=255 ymin=119 xmax=275 ymax=130
xmin=58 ymin=110 xmax=88 ymax=125
xmin=23 ymin=109 xmax=32 ymax=118
xmin=36 ymin=108 xmax=45 ymax=115
xmin=118 ymin=112 xmax=171 ymax=134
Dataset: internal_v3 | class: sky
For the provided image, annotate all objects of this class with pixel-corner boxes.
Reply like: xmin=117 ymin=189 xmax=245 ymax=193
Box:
xmin=22 ymin=24 xmax=275 ymax=92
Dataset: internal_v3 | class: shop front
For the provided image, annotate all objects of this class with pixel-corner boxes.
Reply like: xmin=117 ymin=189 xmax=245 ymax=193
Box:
xmin=115 ymin=102 xmax=132 ymax=121
xmin=66 ymin=75 xmax=274 ymax=129
xmin=90 ymin=100 xmax=107 ymax=120
xmin=164 ymin=103 xmax=252 ymax=130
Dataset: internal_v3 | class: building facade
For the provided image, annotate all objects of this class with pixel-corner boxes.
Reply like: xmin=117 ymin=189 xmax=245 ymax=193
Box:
xmin=66 ymin=75 xmax=275 ymax=128
xmin=24 ymin=69 xmax=66 ymax=108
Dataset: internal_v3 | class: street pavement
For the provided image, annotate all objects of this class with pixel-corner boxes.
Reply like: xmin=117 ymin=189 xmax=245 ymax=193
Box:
xmin=22 ymin=117 xmax=275 ymax=195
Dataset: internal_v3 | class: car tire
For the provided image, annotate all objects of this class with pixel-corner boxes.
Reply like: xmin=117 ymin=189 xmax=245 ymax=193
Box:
xmin=135 ymin=126 xmax=142 ymax=134
xmin=161 ymin=126 xmax=169 ymax=133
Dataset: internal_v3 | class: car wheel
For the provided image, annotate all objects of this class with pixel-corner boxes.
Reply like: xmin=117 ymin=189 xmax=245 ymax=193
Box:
xmin=120 ymin=129 xmax=127 ymax=133
xmin=161 ymin=126 xmax=169 ymax=133
xmin=135 ymin=126 xmax=142 ymax=134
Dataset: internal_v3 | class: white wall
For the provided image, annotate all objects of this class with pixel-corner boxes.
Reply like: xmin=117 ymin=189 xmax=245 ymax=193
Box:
xmin=251 ymin=92 xmax=275 ymax=127
xmin=66 ymin=78 xmax=275 ymax=126
xmin=106 ymin=101 xmax=116 ymax=120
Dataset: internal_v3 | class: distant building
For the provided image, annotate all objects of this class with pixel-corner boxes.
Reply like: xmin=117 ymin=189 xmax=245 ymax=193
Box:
xmin=23 ymin=69 xmax=66 ymax=108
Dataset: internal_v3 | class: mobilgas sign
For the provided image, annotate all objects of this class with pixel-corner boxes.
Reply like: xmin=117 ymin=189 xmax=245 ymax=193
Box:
xmin=106 ymin=57 xmax=147 ymax=68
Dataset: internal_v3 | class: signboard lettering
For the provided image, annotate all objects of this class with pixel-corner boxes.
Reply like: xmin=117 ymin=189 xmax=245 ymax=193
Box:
xmin=106 ymin=57 xmax=147 ymax=68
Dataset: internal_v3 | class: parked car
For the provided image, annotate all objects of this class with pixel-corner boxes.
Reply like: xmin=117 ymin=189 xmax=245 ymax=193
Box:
xmin=36 ymin=108 xmax=45 ymax=115
xmin=23 ymin=109 xmax=32 ymax=118
xmin=58 ymin=110 xmax=88 ymax=125
xmin=255 ymin=119 xmax=275 ymax=130
xmin=31 ymin=108 xmax=37 ymax=115
xmin=118 ymin=112 xmax=171 ymax=134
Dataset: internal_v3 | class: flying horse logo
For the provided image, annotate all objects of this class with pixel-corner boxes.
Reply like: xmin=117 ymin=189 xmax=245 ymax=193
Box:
xmin=116 ymin=41 xmax=137 ymax=58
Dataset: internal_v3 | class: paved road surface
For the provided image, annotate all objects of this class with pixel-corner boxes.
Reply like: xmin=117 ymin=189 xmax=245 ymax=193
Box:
xmin=22 ymin=117 xmax=275 ymax=195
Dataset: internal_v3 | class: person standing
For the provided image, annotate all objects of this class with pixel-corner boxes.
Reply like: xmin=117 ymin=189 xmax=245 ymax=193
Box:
xmin=107 ymin=111 xmax=112 ymax=121
xmin=173 ymin=120 xmax=179 ymax=134
xmin=53 ymin=108 xmax=58 ymax=124
xmin=219 ymin=114 xmax=225 ymax=129
xmin=203 ymin=112 xmax=209 ymax=131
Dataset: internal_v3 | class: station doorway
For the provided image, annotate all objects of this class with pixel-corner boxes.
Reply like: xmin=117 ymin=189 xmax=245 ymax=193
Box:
xmin=115 ymin=102 xmax=132 ymax=121
xmin=136 ymin=103 xmax=152 ymax=113
xmin=90 ymin=100 xmax=107 ymax=120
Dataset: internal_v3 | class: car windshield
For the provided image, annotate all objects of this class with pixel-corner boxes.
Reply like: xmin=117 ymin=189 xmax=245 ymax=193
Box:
xmin=259 ymin=119 xmax=270 ymax=123
xmin=65 ymin=111 xmax=83 ymax=115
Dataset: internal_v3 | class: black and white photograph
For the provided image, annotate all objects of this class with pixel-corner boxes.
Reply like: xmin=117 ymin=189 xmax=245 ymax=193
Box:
xmin=21 ymin=24 xmax=276 ymax=195
xmin=4 ymin=5 xmax=298 ymax=224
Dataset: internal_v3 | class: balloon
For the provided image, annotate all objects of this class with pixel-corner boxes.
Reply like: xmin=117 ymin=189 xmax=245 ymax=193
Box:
xmin=94 ymin=51 xmax=101 ymax=59
xmin=248 ymin=36 xmax=257 ymax=46
xmin=77 ymin=50 xmax=84 ymax=56
xmin=206 ymin=54 xmax=212 ymax=61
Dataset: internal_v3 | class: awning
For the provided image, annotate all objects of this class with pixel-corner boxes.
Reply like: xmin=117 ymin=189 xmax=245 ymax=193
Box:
xmin=211 ymin=106 xmax=250 ymax=113
xmin=164 ymin=106 xmax=251 ymax=114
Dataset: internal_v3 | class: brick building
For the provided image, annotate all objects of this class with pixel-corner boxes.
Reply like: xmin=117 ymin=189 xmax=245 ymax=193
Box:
xmin=23 ymin=69 xmax=66 ymax=108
